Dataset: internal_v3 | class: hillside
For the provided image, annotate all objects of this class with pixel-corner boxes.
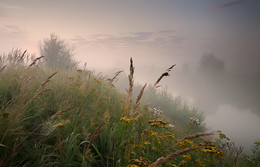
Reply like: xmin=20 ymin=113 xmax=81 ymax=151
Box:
xmin=0 ymin=50 xmax=259 ymax=166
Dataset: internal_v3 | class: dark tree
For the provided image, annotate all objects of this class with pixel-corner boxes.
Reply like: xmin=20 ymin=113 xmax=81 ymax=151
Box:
xmin=199 ymin=53 xmax=225 ymax=74
xmin=40 ymin=33 xmax=77 ymax=69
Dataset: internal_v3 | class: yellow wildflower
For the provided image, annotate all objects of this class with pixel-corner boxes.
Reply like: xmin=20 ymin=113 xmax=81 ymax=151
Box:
xmin=196 ymin=160 xmax=206 ymax=167
xmin=149 ymin=131 xmax=158 ymax=137
xmin=132 ymin=157 xmax=150 ymax=166
xmin=144 ymin=141 xmax=151 ymax=145
xmin=246 ymin=158 xmax=252 ymax=162
xmin=120 ymin=117 xmax=137 ymax=123
xmin=130 ymin=151 xmax=136 ymax=156
xmin=132 ymin=144 xmax=144 ymax=150
xmin=178 ymin=139 xmax=195 ymax=148
xmin=132 ymin=144 xmax=138 ymax=149
xmin=201 ymin=147 xmax=223 ymax=159
xmin=52 ymin=119 xmax=69 ymax=127
xmin=165 ymin=132 xmax=175 ymax=139
xmin=127 ymin=165 xmax=139 ymax=167
xmin=183 ymin=154 xmax=191 ymax=160
xmin=148 ymin=120 xmax=168 ymax=128
xmin=152 ymin=146 xmax=157 ymax=151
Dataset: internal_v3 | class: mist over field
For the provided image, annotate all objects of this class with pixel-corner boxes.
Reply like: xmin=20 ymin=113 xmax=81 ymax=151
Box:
xmin=1 ymin=0 xmax=260 ymax=157
xmin=101 ymin=52 xmax=260 ymax=154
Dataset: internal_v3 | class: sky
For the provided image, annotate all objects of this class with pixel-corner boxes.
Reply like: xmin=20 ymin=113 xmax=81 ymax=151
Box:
xmin=1 ymin=0 xmax=260 ymax=154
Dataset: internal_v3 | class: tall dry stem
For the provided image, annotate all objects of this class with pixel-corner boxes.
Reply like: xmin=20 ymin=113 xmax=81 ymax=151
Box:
xmin=177 ymin=132 xmax=216 ymax=143
xmin=153 ymin=64 xmax=175 ymax=88
xmin=130 ymin=83 xmax=147 ymax=116
xmin=0 ymin=65 xmax=7 ymax=73
xmin=19 ymin=50 xmax=27 ymax=61
xmin=151 ymin=146 xmax=203 ymax=167
xmin=108 ymin=70 xmax=123 ymax=84
xmin=36 ymin=71 xmax=58 ymax=95
xmin=85 ymin=116 xmax=107 ymax=155
xmin=50 ymin=106 xmax=74 ymax=119
xmin=28 ymin=56 xmax=44 ymax=68
xmin=123 ymin=58 xmax=134 ymax=114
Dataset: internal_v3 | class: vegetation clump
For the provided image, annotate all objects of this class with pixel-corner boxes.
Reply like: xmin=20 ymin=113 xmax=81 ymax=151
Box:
xmin=0 ymin=49 xmax=259 ymax=166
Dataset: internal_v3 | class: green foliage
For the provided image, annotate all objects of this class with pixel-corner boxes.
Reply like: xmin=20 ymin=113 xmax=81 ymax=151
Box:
xmin=250 ymin=141 xmax=260 ymax=166
xmin=134 ymin=85 xmax=206 ymax=132
xmin=0 ymin=50 xmax=259 ymax=166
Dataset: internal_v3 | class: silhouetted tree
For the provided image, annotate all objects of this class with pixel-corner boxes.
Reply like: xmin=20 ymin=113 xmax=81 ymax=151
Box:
xmin=199 ymin=53 xmax=225 ymax=74
xmin=40 ymin=33 xmax=77 ymax=69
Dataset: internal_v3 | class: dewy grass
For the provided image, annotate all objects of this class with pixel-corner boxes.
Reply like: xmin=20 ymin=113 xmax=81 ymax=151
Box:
xmin=0 ymin=50 xmax=259 ymax=166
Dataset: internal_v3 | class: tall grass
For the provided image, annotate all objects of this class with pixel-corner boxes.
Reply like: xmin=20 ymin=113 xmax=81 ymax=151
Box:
xmin=0 ymin=50 xmax=259 ymax=166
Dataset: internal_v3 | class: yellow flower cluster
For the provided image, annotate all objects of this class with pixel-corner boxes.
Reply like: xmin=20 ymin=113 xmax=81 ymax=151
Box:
xmin=178 ymin=139 xmax=195 ymax=148
xmin=148 ymin=120 xmax=168 ymax=128
xmin=120 ymin=116 xmax=137 ymax=123
xmin=246 ymin=158 xmax=252 ymax=162
xmin=132 ymin=157 xmax=150 ymax=167
xmin=127 ymin=165 xmax=139 ymax=167
xmin=165 ymin=132 xmax=175 ymax=139
xmin=183 ymin=154 xmax=191 ymax=160
xmin=132 ymin=144 xmax=145 ymax=150
xmin=201 ymin=146 xmax=223 ymax=159
xmin=167 ymin=163 xmax=177 ymax=167
xmin=130 ymin=151 xmax=136 ymax=156
xmin=148 ymin=130 xmax=158 ymax=137
xmin=143 ymin=141 xmax=151 ymax=145
xmin=52 ymin=119 xmax=69 ymax=128
xmin=152 ymin=146 xmax=158 ymax=151
xmin=195 ymin=159 xmax=206 ymax=166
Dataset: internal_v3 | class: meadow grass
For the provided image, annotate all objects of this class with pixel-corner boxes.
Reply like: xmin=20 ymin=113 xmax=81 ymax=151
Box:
xmin=0 ymin=50 xmax=259 ymax=166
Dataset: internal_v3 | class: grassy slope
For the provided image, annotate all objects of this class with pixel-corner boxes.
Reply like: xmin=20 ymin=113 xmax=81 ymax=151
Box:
xmin=0 ymin=52 xmax=259 ymax=166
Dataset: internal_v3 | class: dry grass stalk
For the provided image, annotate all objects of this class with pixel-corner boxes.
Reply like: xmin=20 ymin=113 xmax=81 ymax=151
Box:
xmin=0 ymin=65 xmax=7 ymax=73
xmin=24 ymin=77 xmax=33 ymax=86
xmin=153 ymin=64 xmax=176 ymax=88
xmin=124 ymin=58 xmax=134 ymax=113
xmin=108 ymin=70 xmax=123 ymax=84
xmin=178 ymin=132 xmax=216 ymax=143
xmin=40 ymin=71 xmax=57 ymax=87
xmin=28 ymin=56 xmax=44 ymax=68
xmin=85 ymin=116 xmax=107 ymax=155
xmin=151 ymin=146 xmax=203 ymax=166
xmin=19 ymin=50 xmax=27 ymax=61
xmin=50 ymin=106 xmax=74 ymax=119
xmin=167 ymin=64 xmax=176 ymax=72
xmin=36 ymin=71 xmax=58 ymax=95
xmin=128 ymin=57 xmax=134 ymax=96
xmin=130 ymin=83 xmax=147 ymax=116
xmin=35 ymin=88 xmax=52 ymax=96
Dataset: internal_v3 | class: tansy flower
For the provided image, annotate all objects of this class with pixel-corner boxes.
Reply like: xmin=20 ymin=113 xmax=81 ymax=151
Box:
xmin=183 ymin=154 xmax=191 ymax=160
xmin=52 ymin=119 xmax=69 ymax=127
xmin=144 ymin=141 xmax=151 ymax=145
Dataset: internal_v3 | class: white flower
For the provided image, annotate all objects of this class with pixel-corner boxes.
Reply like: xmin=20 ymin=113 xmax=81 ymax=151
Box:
xmin=189 ymin=117 xmax=200 ymax=125
xmin=168 ymin=124 xmax=175 ymax=129
xmin=148 ymin=107 xmax=163 ymax=117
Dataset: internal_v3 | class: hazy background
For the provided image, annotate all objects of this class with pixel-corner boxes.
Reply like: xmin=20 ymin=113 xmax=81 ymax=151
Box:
xmin=1 ymin=0 xmax=260 ymax=154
